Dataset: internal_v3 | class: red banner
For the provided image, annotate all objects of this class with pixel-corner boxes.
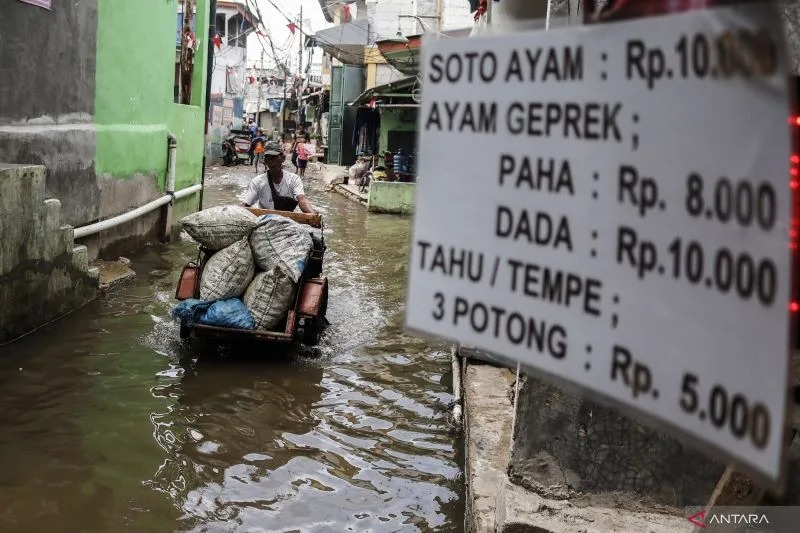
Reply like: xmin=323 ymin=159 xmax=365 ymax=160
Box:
xmin=18 ymin=0 xmax=52 ymax=9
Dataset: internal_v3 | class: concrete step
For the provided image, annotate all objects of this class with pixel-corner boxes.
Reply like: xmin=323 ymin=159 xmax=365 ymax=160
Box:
xmin=71 ymin=244 xmax=89 ymax=271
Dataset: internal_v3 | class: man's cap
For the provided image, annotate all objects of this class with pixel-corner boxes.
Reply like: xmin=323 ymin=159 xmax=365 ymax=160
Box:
xmin=264 ymin=141 xmax=282 ymax=156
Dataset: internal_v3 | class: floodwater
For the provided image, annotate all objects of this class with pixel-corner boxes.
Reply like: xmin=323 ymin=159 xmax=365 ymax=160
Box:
xmin=0 ymin=163 xmax=462 ymax=532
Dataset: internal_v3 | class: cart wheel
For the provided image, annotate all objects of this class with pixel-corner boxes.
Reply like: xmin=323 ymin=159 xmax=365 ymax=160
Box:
xmin=305 ymin=318 xmax=323 ymax=346
xmin=319 ymin=289 xmax=328 ymax=319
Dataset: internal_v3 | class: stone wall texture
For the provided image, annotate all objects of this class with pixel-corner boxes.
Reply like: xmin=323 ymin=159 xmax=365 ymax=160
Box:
xmin=0 ymin=165 xmax=99 ymax=344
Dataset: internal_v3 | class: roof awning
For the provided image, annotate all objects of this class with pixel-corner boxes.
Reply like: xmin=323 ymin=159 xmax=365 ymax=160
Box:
xmin=310 ymin=19 xmax=370 ymax=65
xmin=348 ymin=76 xmax=419 ymax=107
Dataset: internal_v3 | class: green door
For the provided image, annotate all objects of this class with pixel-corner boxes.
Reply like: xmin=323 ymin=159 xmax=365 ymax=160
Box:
xmin=328 ymin=65 xmax=364 ymax=166
xmin=328 ymin=66 xmax=344 ymax=166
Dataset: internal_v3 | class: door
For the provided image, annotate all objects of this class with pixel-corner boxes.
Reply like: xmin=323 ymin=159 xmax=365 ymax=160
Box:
xmin=328 ymin=65 xmax=365 ymax=166
xmin=328 ymin=66 xmax=344 ymax=165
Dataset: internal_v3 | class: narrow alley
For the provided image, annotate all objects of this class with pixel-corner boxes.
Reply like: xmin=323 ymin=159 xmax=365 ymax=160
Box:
xmin=0 ymin=163 xmax=463 ymax=532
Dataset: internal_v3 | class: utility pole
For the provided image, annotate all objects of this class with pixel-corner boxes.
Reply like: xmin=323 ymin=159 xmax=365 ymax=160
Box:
xmin=282 ymin=72 xmax=287 ymax=137
xmin=257 ymin=49 xmax=264 ymax=126
xmin=297 ymin=6 xmax=304 ymax=131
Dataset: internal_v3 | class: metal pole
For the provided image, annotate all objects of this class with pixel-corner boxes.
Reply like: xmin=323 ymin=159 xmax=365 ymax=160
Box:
xmin=298 ymin=6 xmax=304 ymax=131
xmin=201 ymin=0 xmax=217 ymax=211
xmin=257 ymin=50 xmax=264 ymax=126
xmin=282 ymin=73 xmax=287 ymax=137
xmin=546 ymin=0 xmax=553 ymax=30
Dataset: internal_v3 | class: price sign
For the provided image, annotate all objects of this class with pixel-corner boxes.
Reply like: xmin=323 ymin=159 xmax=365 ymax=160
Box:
xmin=406 ymin=3 xmax=794 ymax=483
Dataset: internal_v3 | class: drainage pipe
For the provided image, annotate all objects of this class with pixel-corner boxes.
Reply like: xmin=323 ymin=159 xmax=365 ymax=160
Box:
xmin=73 ymin=184 xmax=202 ymax=239
xmin=451 ymin=343 xmax=463 ymax=428
xmin=167 ymin=132 xmax=178 ymax=195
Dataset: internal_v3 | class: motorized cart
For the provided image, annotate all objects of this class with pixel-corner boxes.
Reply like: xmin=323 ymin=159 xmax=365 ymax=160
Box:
xmin=174 ymin=208 xmax=328 ymax=346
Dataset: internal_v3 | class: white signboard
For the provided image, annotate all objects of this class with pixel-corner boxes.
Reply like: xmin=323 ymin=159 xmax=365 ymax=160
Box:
xmin=407 ymin=4 xmax=794 ymax=483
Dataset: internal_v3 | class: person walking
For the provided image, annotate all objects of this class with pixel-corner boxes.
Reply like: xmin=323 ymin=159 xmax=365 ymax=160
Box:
xmin=296 ymin=135 xmax=310 ymax=177
xmin=251 ymin=129 xmax=267 ymax=173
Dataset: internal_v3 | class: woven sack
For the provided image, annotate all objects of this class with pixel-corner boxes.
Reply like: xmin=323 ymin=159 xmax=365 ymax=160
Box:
xmin=249 ymin=215 xmax=312 ymax=283
xmin=180 ymin=206 xmax=258 ymax=251
xmin=199 ymin=238 xmax=255 ymax=300
xmin=243 ymin=267 xmax=297 ymax=330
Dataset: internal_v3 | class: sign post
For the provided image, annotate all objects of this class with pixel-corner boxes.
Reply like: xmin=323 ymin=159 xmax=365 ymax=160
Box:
xmin=407 ymin=3 xmax=794 ymax=485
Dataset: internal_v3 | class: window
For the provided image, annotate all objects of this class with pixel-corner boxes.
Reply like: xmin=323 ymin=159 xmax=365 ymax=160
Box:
xmin=226 ymin=14 xmax=248 ymax=48
xmin=175 ymin=1 xmax=197 ymax=105
xmin=227 ymin=14 xmax=240 ymax=47
xmin=215 ymin=13 xmax=226 ymax=36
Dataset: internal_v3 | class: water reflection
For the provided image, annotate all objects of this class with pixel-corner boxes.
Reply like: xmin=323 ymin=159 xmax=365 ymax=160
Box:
xmin=0 ymin=166 xmax=463 ymax=532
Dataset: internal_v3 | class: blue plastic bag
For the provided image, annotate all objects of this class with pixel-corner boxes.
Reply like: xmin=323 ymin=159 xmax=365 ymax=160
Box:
xmin=199 ymin=298 xmax=257 ymax=330
xmin=172 ymin=298 xmax=256 ymax=330
xmin=172 ymin=299 xmax=212 ymax=326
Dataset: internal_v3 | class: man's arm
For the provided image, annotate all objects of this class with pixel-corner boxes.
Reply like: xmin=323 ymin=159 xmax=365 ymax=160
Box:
xmin=297 ymin=194 xmax=315 ymax=214
xmin=241 ymin=179 xmax=259 ymax=207
xmin=290 ymin=176 xmax=314 ymax=213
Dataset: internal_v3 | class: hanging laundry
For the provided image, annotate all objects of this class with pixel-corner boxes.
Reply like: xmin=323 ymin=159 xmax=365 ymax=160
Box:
xmin=352 ymin=108 xmax=380 ymax=155
xmin=473 ymin=0 xmax=488 ymax=20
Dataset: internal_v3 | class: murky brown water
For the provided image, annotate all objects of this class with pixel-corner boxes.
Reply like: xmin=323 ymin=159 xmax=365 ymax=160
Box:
xmin=0 ymin=164 xmax=463 ymax=532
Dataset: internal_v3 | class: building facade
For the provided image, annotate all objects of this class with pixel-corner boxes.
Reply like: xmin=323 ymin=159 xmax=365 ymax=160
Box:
xmin=0 ymin=0 xmax=212 ymax=342
xmin=205 ymin=0 xmax=258 ymax=160
xmin=311 ymin=0 xmax=472 ymax=167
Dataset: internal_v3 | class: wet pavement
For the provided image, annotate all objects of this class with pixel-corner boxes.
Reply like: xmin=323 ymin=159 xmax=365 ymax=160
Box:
xmin=0 ymin=163 xmax=463 ymax=532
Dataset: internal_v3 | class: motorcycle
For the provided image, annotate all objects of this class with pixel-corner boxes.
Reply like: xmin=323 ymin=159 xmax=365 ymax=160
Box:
xmin=221 ymin=130 xmax=253 ymax=166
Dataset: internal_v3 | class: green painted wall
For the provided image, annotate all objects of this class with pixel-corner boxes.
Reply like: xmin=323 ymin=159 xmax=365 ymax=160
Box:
xmin=95 ymin=0 xmax=209 ymax=191
xmin=379 ymin=108 xmax=418 ymax=153
xmin=368 ymin=182 xmax=415 ymax=215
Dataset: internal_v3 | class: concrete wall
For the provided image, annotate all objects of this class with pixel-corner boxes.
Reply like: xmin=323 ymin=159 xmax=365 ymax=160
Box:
xmin=0 ymin=1 xmax=208 ymax=341
xmin=0 ymin=165 xmax=99 ymax=344
xmin=0 ymin=1 xmax=99 ymax=227
xmin=89 ymin=0 xmax=209 ymax=256
xmin=0 ymin=0 xmax=209 ymax=252
xmin=440 ymin=0 xmax=473 ymax=31
xmin=367 ymin=181 xmax=414 ymax=214
xmin=379 ymin=108 xmax=418 ymax=153
xmin=508 ymin=376 xmax=725 ymax=508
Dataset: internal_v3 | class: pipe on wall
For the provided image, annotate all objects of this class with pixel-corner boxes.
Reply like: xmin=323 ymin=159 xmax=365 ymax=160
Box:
xmin=73 ymin=184 xmax=202 ymax=240
xmin=74 ymin=130 xmax=199 ymax=240
xmin=167 ymin=131 xmax=178 ymax=195
xmin=451 ymin=344 xmax=463 ymax=427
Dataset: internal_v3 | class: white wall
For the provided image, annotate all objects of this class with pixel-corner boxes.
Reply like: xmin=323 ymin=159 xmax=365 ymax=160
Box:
xmin=440 ymin=0 xmax=472 ymax=31
xmin=375 ymin=63 xmax=405 ymax=86
xmin=367 ymin=0 xmax=421 ymax=41
xmin=366 ymin=0 xmax=469 ymax=40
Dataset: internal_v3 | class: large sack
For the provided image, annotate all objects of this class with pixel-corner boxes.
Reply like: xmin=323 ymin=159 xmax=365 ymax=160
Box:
xmin=243 ymin=267 xmax=297 ymax=330
xmin=199 ymin=238 xmax=255 ymax=300
xmin=249 ymin=215 xmax=313 ymax=283
xmin=180 ymin=206 xmax=258 ymax=251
